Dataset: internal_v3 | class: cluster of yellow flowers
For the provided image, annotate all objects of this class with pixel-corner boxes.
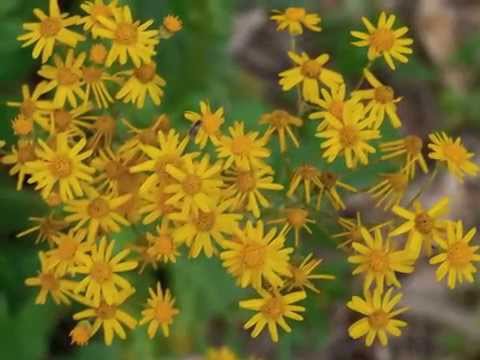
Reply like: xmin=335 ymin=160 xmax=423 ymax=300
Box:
xmin=4 ymin=0 xmax=480 ymax=351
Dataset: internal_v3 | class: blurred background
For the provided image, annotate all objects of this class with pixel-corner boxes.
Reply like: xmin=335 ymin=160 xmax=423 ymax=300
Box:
xmin=1 ymin=0 xmax=480 ymax=359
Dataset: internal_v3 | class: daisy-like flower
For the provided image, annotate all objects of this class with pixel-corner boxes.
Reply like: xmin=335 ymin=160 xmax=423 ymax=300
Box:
xmin=17 ymin=0 xmax=85 ymax=63
xmin=89 ymin=43 xmax=109 ymax=65
xmin=220 ymin=221 xmax=293 ymax=289
xmin=279 ymin=52 xmax=344 ymax=103
xmin=91 ymin=147 xmax=130 ymax=194
xmin=83 ymin=114 xmax=117 ymax=150
xmin=239 ymin=288 xmax=306 ymax=343
xmin=130 ymin=129 xmax=190 ymax=192
xmin=80 ymin=0 xmax=119 ymax=38
xmin=49 ymin=104 xmax=92 ymax=136
xmin=347 ymin=287 xmax=408 ymax=346
xmin=64 ymin=187 xmax=131 ymax=243
xmin=269 ymin=208 xmax=315 ymax=246
xmin=351 ymin=12 xmax=413 ymax=70
xmin=430 ymin=221 xmax=480 ymax=289
xmin=139 ymin=282 xmax=179 ymax=338
xmin=316 ymin=100 xmax=380 ymax=168
xmin=145 ymin=221 xmax=179 ymax=263
xmin=205 ymin=347 xmax=238 ymax=360
xmin=69 ymin=321 xmax=93 ymax=346
xmin=380 ymin=135 xmax=428 ymax=179
xmin=160 ymin=15 xmax=183 ymax=38
xmin=184 ymin=100 xmax=225 ymax=148
xmin=348 ymin=227 xmax=414 ymax=292
xmin=38 ymin=49 xmax=86 ymax=108
xmin=17 ymin=214 xmax=67 ymax=245
xmin=11 ymin=114 xmax=34 ymax=137
xmin=316 ymin=171 xmax=358 ymax=210
xmin=287 ymin=164 xmax=321 ymax=205
xmin=73 ymin=237 xmax=138 ymax=306
xmin=353 ymin=69 xmax=402 ymax=128
xmin=25 ymin=252 xmax=77 ymax=305
xmin=116 ymin=62 xmax=166 ymax=108
xmin=270 ymin=7 xmax=321 ymax=35
xmin=171 ymin=200 xmax=242 ymax=258
xmin=82 ymin=62 xmax=118 ymax=109
xmin=260 ymin=110 xmax=303 ymax=153
xmin=7 ymin=83 xmax=53 ymax=130
xmin=368 ymin=172 xmax=409 ymax=210
xmin=390 ymin=197 xmax=449 ymax=258
xmin=73 ymin=288 xmax=137 ymax=346
xmin=96 ymin=5 xmax=159 ymax=67
xmin=215 ymin=121 xmax=271 ymax=170
xmin=25 ymin=133 xmax=94 ymax=201
xmin=2 ymin=140 xmax=37 ymax=191
xmin=223 ymin=166 xmax=284 ymax=218
xmin=164 ymin=155 xmax=223 ymax=215
xmin=287 ymin=253 xmax=335 ymax=293
xmin=139 ymin=186 xmax=177 ymax=224
xmin=428 ymin=132 xmax=479 ymax=181
xmin=309 ymin=84 xmax=347 ymax=130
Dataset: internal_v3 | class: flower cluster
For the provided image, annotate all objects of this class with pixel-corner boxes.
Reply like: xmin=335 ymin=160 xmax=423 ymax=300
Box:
xmin=3 ymin=1 xmax=479 ymax=351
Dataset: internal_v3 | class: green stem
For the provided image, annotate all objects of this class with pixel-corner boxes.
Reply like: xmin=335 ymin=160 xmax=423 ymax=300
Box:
xmin=353 ymin=60 xmax=374 ymax=91
xmin=407 ymin=165 xmax=439 ymax=207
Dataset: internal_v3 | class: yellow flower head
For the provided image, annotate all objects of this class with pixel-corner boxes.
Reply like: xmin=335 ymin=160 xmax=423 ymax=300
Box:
xmin=316 ymin=170 xmax=358 ymax=210
xmin=162 ymin=15 xmax=183 ymax=34
xmin=368 ymin=172 xmax=409 ymax=210
xmin=26 ymin=133 xmax=94 ymax=201
xmin=260 ymin=110 xmax=302 ymax=153
xmin=428 ymin=132 xmax=479 ymax=181
xmin=185 ymin=100 xmax=225 ymax=148
xmin=390 ymin=197 xmax=449 ymax=258
xmin=91 ymin=147 xmax=130 ymax=194
xmin=270 ymin=7 xmax=321 ymax=36
xmin=353 ymin=69 xmax=402 ymax=128
xmin=205 ymin=346 xmax=238 ymax=360
xmin=287 ymin=253 xmax=335 ymax=293
xmin=380 ymin=135 xmax=428 ymax=179
xmin=316 ymin=100 xmax=380 ymax=168
xmin=139 ymin=282 xmax=179 ymax=338
xmin=80 ymin=0 xmax=119 ymax=38
xmin=430 ymin=221 xmax=480 ymax=289
xmin=89 ymin=43 xmax=109 ymax=65
xmin=351 ymin=12 xmax=413 ymax=70
xmin=145 ymin=221 xmax=179 ymax=263
xmin=17 ymin=214 xmax=67 ymax=245
xmin=2 ymin=140 xmax=37 ymax=191
xmin=96 ymin=5 xmax=159 ymax=67
xmin=269 ymin=207 xmax=315 ymax=246
xmin=279 ymin=52 xmax=344 ymax=103
xmin=69 ymin=321 xmax=93 ymax=346
xmin=347 ymin=287 xmax=408 ymax=346
xmin=17 ymin=0 xmax=85 ymax=63
xmin=49 ymin=104 xmax=92 ymax=136
xmin=82 ymin=62 xmax=117 ymax=109
xmin=11 ymin=114 xmax=32 ymax=137
xmin=139 ymin=186 xmax=177 ymax=224
xmin=287 ymin=164 xmax=321 ymax=205
xmin=240 ymin=289 xmax=306 ymax=342
xmin=220 ymin=221 xmax=293 ymax=289
xmin=348 ymin=227 xmax=414 ymax=292
xmin=309 ymin=84 xmax=347 ymax=130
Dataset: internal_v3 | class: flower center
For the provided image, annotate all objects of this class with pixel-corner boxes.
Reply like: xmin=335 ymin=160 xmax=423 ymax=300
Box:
xmin=386 ymin=173 xmax=408 ymax=192
xmin=194 ymin=211 xmax=216 ymax=232
xmin=291 ymin=266 xmax=307 ymax=286
xmin=91 ymin=262 xmax=113 ymax=284
xmin=70 ymin=323 xmax=92 ymax=346
xmin=182 ymin=175 xmax=202 ymax=195
xmin=115 ymin=22 xmax=138 ymax=45
xmin=202 ymin=114 xmax=222 ymax=134
xmin=49 ymin=155 xmax=73 ymax=178
xmin=236 ymin=171 xmax=256 ymax=193
xmin=319 ymin=171 xmax=337 ymax=189
xmin=17 ymin=143 xmax=36 ymax=163
xmin=370 ymin=28 xmax=395 ymax=52
xmin=447 ymin=242 xmax=474 ymax=267
xmin=369 ymin=250 xmax=389 ymax=272
xmin=286 ymin=208 xmax=308 ymax=228
xmin=53 ymin=110 xmax=72 ymax=132
xmin=20 ymin=99 xmax=36 ymax=118
xmin=404 ymin=135 xmax=423 ymax=155
xmin=57 ymin=238 xmax=78 ymax=260
xmin=368 ymin=310 xmax=389 ymax=329
xmin=163 ymin=15 xmax=183 ymax=33
xmin=105 ymin=161 xmax=126 ymax=180
xmin=150 ymin=234 xmax=175 ymax=255
xmin=82 ymin=66 xmax=103 ymax=83
xmin=57 ymin=67 xmax=79 ymax=86
xmin=231 ymin=135 xmax=253 ymax=155
xmin=134 ymin=63 xmax=156 ymax=83
xmin=139 ymin=128 xmax=157 ymax=145
xmin=40 ymin=17 xmax=62 ymax=37
xmin=267 ymin=110 xmax=290 ymax=128
xmin=154 ymin=302 xmax=175 ymax=323
xmin=414 ymin=212 xmax=433 ymax=234
xmin=96 ymin=302 xmax=117 ymax=319
xmin=91 ymin=4 xmax=113 ymax=21
xmin=261 ymin=296 xmax=284 ymax=320
xmin=39 ymin=273 xmax=59 ymax=291
xmin=285 ymin=7 xmax=306 ymax=21
xmin=89 ymin=44 xmax=108 ymax=64
xmin=339 ymin=125 xmax=359 ymax=148
xmin=329 ymin=100 xmax=344 ymax=119
xmin=443 ymin=143 xmax=468 ymax=165
xmin=374 ymin=86 xmax=395 ymax=104
xmin=94 ymin=115 xmax=116 ymax=133
xmin=297 ymin=165 xmax=320 ymax=180
xmin=301 ymin=60 xmax=322 ymax=78
xmin=87 ymin=198 xmax=110 ymax=218
xmin=242 ymin=243 xmax=267 ymax=268
xmin=13 ymin=117 xmax=33 ymax=135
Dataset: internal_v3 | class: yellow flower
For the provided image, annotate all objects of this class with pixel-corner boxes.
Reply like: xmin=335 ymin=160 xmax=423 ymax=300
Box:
xmin=89 ymin=43 xmax=109 ymax=65
xmin=2 ymin=140 xmax=37 ymax=191
xmin=91 ymin=147 xmax=130 ymax=194
xmin=351 ymin=12 xmax=413 ymax=70
xmin=64 ymin=187 xmax=131 ymax=242
xmin=347 ymin=287 xmax=408 ymax=346
xmin=353 ymin=69 xmax=402 ymax=128
xmin=11 ymin=114 xmax=34 ymax=136
xmin=116 ymin=62 xmax=166 ymax=108
xmin=316 ymin=170 xmax=357 ymax=210
xmin=25 ymin=133 xmax=94 ymax=201
xmin=73 ymin=237 xmax=138 ymax=306
xmin=287 ymin=253 xmax=335 ymax=293
xmin=270 ymin=7 xmax=321 ymax=35
xmin=164 ymin=155 xmax=223 ymax=215
xmin=82 ymin=63 xmax=118 ymax=109
xmin=184 ymin=100 xmax=225 ymax=148
xmin=309 ymin=84 xmax=347 ymax=130
xmin=390 ymin=197 xmax=449 ymax=258
xmin=139 ymin=186 xmax=177 ymax=224
xmin=279 ymin=52 xmax=343 ymax=103
xmin=205 ymin=346 xmax=238 ymax=360
xmin=73 ymin=288 xmax=137 ymax=346
xmin=430 ymin=221 xmax=480 ymax=289
xmin=428 ymin=132 xmax=479 ymax=181
xmin=25 ymin=251 xmax=77 ymax=305
xmin=239 ymin=289 xmax=306 ymax=343
xmin=16 ymin=214 xmax=67 ymax=245
xmin=130 ymin=129 xmax=190 ymax=192
xmin=380 ymin=135 xmax=428 ymax=179
xmin=96 ymin=5 xmax=159 ymax=67
xmin=69 ymin=321 xmax=93 ymax=346
xmin=316 ymin=100 xmax=380 ymax=168
xmin=80 ymin=0 xmax=119 ymax=38
xmin=368 ymin=172 xmax=409 ymax=210
xmin=269 ymin=207 xmax=315 ymax=246
xmin=49 ymin=104 xmax=92 ymax=136
xmin=161 ymin=15 xmax=183 ymax=36
xmin=84 ymin=114 xmax=117 ymax=150
xmin=287 ymin=164 xmax=321 ymax=205
xmin=260 ymin=110 xmax=302 ymax=153
xmin=139 ymin=282 xmax=179 ymax=338
xmin=145 ymin=221 xmax=179 ymax=263
xmin=348 ymin=227 xmax=414 ymax=292
xmin=215 ymin=121 xmax=271 ymax=170
xmin=223 ymin=166 xmax=283 ymax=218
xmin=220 ymin=221 xmax=293 ymax=289
xmin=17 ymin=0 xmax=85 ymax=63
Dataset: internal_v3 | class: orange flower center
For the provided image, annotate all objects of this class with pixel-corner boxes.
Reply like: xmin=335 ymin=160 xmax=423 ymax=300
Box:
xmin=182 ymin=175 xmax=202 ymax=195
xmin=370 ymin=28 xmax=395 ymax=52
xmin=261 ymin=296 xmax=284 ymax=320
xmin=154 ymin=301 xmax=176 ymax=323
xmin=89 ymin=44 xmax=108 ymax=64
xmin=414 ymin=212 xmax=433 ymax=234
xmin=242 ymin=243 xmax=267 ymax=268
xmin=374 ymin=86 xmax=395 ymax=104
xmin=236 ymin=171 xmax=256 ymax=192
xmin=163 ymin=15 xmax=183 ymax=33
xmin=57 ymin=238 xmax=78 ymax=260
xmin=20 ymin=99 xmax=36 ymax=118
xmin=286 ymin=208 xmax=308 ymax=228
xmin=296 ymin=165 xmax=320 ymax=180
xmin=87 ymin=198 xmax=110 ymax=218
xmin=94 ymin=115 xmax=116 ymax=133
xmin=368 ymin=310 xmax=389 ymax=329
xmin=231 ymin=135 xmax=253 ymax=155
xmin=134 ymin=63 xmax=156 ymax=83
xmin=17 ymin=143 xmax=36 ymax=163
xmin=115 ymin=22 xmax=138 ymax=45
xmin=53 ymin=110 xmax=72 ymax=132
xmin=91 ymin=262 xmax=113 ymax=283
xmin=90 ymin=4 xmax=113 ymax=21
xmin=201 ymin=113 xmax=222 ymax=134
xmin=49 ymin=155 xmax=73 ymax=178
xmin=13 ymin=117 xmax=33 ymax=136
xmin=339 ymin=125 xmax=359 ymax=148
xmin=301 ymin=60 xmax=322 ymax=78
xmin=285 ymin=7 xmax=306 ymax=21
xmin=266 ymin=110 xmax=291 ymax=128
xmin=386 ymin=173 xmax=408 ymax=192
xmin=329 ymin=100 xmax=344 ymax=119
xmin=57 ymin=67 xmax=80 ymax=86
xmin=443 ymin=143 xmax=468 ymax=165
xmin=369 ymin=250 xmax=389 ymax=272
xmin=39 ymin=273 xmax=59 ymax=291
xmin=40 ymin=17 xmax=62 ymax=37
xmin=96 ymin=302 xmax=117 ymax=319
xmin=150 ymin=234 xmax=175 ymax=256
xmin=447 ymin=242 xmax=474 ymax=267
xmin=194 ymin=211 xmax=216 ymax=232
xmin=319 ymin=171 xmax=337 ymax=189
xmin=82 ymin=66 xmax=103 ymax=83
xmin=70 ymin=323 xmax=92 ymax=346
xmin=105 ymin=160 xmax=126 ymax=180
xmin=404 ymin=135 xmax=423 ymax=155
xmin=138 ymin=128 xmax=157 ymax=146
